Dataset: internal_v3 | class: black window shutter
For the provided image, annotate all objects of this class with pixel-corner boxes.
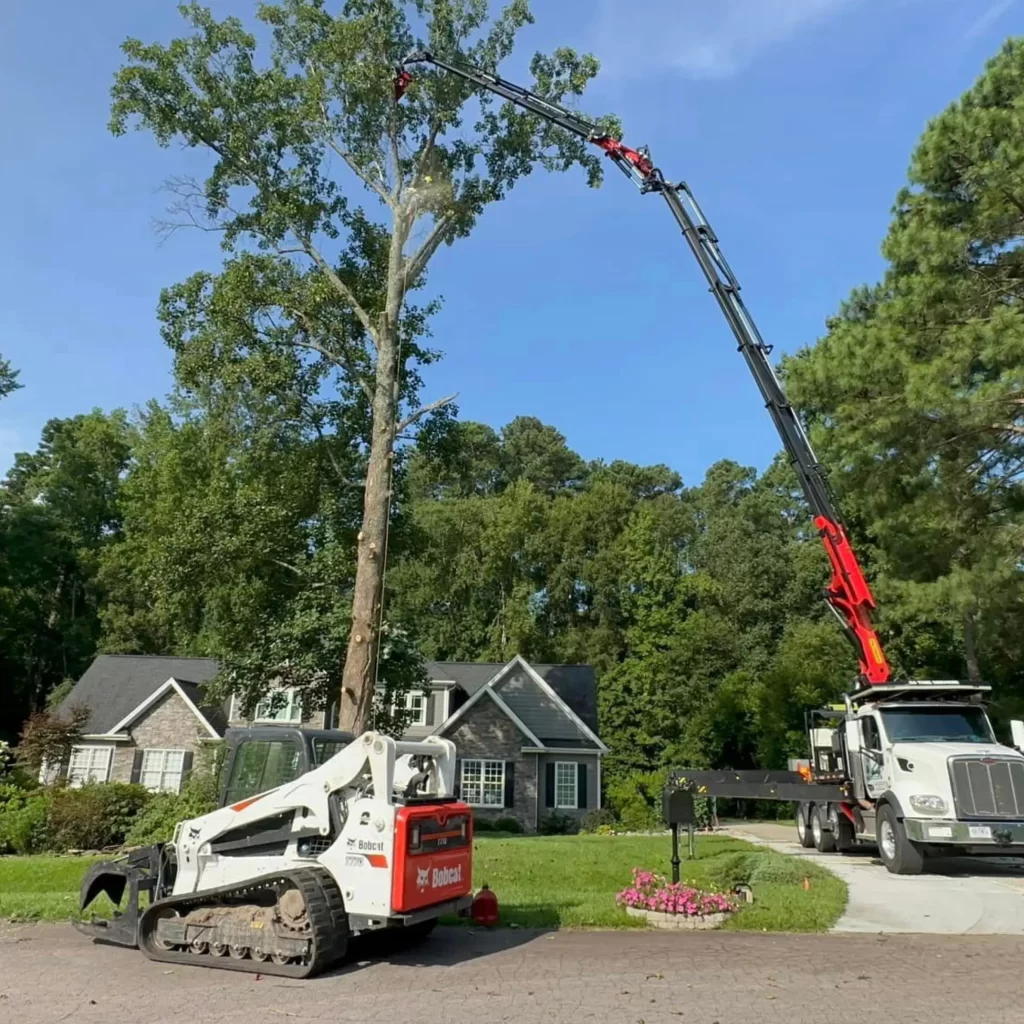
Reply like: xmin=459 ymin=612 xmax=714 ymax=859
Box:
xmin=181 ymin=751 xmax=194 ymax=789
xmin=454 ymin=758 xmax=462 ymax=799
xmin=504 ymin=761 xmax=515 ymax=808
xmin=129 ymin=749 xmax=144 ymax=785
xmin=577 ymin=763 xmax=588 ymax=809
xmin=545 ymin=763 xmax=555 ymax=808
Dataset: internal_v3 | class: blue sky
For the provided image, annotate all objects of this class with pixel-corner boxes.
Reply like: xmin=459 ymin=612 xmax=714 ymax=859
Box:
xmin=0 ymin=0 xmax=1019 ymax=485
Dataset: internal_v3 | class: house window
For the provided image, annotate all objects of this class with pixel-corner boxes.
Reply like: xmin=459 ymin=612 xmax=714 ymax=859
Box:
xmin=141 ymin=749 xmax=187 ymax=794
xmin=461 ymin=759 xmax=505 ymax=807
xmin=405 ymin=690 xmax=428 ymax=726
xmin=253 ymin=687 xmax=302 ymax=723
xmin=68 ymin=746 xmax=112 ymax=787
xmin=555 ymin=761 xmax=578 ymax=809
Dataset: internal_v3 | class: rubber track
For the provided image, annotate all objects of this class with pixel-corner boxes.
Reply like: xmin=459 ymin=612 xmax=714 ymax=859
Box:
xmin=138 ymin=867 xmax=349 ymax=978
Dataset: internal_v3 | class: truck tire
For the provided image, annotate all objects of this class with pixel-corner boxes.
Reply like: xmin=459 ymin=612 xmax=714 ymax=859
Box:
xmin=811 ymin=804 xmax=836 ymax=853
xmin=877 ymin=803 xmax=924 ymax=875
xmin=829 ymin=805 xmax=855 ymax=853
xmin=795 ymin=804 xmax=815 ymax=848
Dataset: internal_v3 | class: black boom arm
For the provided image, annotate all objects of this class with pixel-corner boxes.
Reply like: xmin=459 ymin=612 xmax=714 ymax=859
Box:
xmin=396 ymin=51 xmax=890 ymax=686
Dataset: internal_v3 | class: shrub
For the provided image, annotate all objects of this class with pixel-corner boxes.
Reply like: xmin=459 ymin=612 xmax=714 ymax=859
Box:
xmin=701 ymin=851 xmax=759 ymax=891
xmin=471 ymin=816 xmax=493 ymax=833
xmin=48 ymin=782 xmax=152 ymax=851
xmin=606 ymin=770 xmax=667 ymax=832
xmin=125 ymin=775 xmax=218 ymax=847
xmin=0 ymin=792 xmax=50 ymax=854
xmin=579 ymin=808 xmax=616 ymax=834
xmin=492 ymin=816 xmax=523 ymax=834
xmin=748 ymin=853 xmax=815 ymax=887
xmin=539 ymin=811 xmax=578 ymax=835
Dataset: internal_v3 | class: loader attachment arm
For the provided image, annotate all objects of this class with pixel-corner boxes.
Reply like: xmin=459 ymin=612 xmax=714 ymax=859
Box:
xmin=397 ymin=50 xmax=890 ymax=686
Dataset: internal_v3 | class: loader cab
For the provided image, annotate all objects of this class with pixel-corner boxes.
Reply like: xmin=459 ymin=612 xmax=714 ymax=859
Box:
xmin=218 ymin=726 xmax=355 ymax=808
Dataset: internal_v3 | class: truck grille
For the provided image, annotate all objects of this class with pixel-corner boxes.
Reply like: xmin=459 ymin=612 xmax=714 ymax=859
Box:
xmin=949 ymin=757 xmax=1024 ymax=819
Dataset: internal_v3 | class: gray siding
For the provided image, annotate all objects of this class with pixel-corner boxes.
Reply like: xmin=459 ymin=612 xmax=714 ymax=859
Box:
xmin=494 ymin=665 xmax=593 ymax=744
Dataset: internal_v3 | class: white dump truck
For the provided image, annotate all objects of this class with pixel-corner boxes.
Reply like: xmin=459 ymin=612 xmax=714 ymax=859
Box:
xmin=675 ymin=680 xmax=1024 ymax=874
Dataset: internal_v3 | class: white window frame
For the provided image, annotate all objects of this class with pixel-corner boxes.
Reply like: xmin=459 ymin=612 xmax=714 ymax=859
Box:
xmin=68 ymin=745 xmax=112 ymax=787
xmin=460 ymin=758 xmax=505 ymax=808
xmin=554 ymin=761 xmax=578 ymax=810
xmin=405 ymin=690 xmax=428 ymax=727
xmin=253 ymin=687 xmax=302 ymax=724
xmin=140 ymin=748 xmax=187 ymax=794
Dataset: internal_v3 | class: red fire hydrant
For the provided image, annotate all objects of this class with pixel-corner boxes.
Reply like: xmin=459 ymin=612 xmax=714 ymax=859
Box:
xmin=471 ymin=884 xmax=499 ymax=927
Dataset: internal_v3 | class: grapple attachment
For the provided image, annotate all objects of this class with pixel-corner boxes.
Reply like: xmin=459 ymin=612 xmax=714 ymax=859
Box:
xmin=74 ymin=846 xmax=161 ymax=948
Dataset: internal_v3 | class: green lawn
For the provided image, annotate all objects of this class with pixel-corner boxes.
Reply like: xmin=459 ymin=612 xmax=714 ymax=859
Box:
xmin=0 ymin=833 xmax=846 ymax=932
xmin=452 ymin=833 xmax=846 ymax=932
xmin=0 ymin=855 xmax=108 ymax=922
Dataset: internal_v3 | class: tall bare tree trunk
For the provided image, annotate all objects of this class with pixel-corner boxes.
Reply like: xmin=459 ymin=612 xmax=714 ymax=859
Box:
xmin=338 ymin=211 xmax=410 ymax=734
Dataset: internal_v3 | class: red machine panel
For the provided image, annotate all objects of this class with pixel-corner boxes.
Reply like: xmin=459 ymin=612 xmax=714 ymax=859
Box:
xmin=391 ymin=803 xmax=473 ymax=913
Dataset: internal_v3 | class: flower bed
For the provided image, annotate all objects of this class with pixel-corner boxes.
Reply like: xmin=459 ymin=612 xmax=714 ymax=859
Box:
xmin=616 ymin=868 xmax=734 ymax=930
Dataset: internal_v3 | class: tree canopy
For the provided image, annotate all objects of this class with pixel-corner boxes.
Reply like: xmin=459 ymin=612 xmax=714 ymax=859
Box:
xmin=5 ymin=20 xmax=1024 ymax=783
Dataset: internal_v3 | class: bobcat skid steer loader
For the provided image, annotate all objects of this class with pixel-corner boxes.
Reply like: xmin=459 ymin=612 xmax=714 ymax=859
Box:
xmin=75 ymin=731 xmax=473 ymax=978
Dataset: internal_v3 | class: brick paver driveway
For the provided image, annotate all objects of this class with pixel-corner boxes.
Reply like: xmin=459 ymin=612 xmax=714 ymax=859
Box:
xmin=2 ymin=923 xmax=1021 ymax=1023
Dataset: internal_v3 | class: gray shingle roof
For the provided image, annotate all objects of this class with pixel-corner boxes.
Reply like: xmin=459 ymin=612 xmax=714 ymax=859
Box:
xmin=58 ymin=655 xmax=222 ymax=735
xmin=426 ymin=660 xmax=599 ymax=736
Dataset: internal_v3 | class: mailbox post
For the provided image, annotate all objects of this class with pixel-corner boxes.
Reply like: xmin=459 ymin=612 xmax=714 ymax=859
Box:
xmin=662 ymin=785 xmax=696 ymax=884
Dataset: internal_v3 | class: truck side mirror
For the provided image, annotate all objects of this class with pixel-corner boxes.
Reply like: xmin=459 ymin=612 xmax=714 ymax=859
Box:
xmin=1011 ymin=720 xmax=1024 ymax=752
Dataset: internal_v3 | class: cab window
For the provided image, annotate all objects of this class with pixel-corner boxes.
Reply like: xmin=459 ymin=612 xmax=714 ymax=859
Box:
xmin=861 ymin=717 xmax=881 ymax=751
xmin=223 ymin=738 xmax=303 ymax=805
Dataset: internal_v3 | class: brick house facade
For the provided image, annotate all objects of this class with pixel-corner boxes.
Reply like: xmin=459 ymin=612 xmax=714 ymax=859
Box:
xmin=53 ymin=654 xmax=606 ymax=827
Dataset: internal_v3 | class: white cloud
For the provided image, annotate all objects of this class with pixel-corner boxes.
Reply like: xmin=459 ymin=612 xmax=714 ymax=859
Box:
xmin=590 ymin=0 xmax=859 ymax=80
xmin=964 ymin=0 xmax=1015 ymax=41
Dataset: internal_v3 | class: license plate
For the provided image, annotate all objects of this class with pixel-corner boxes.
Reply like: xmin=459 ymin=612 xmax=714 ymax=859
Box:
xmin=928 ymin=825 xmax=953 ymax=839
xmin=968 ymin=825 xmax=992 ymax=840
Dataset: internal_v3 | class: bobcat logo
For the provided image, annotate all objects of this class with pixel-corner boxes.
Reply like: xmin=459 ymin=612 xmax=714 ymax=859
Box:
xmin=416 ymin=867 xmax=430 ymax=891
xmin=187 ymin=826 xmax=201 ymax=841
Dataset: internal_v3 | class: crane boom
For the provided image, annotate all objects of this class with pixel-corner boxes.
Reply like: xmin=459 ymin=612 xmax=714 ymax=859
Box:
xmin=396 ymin=52 xmax=890 ymax=686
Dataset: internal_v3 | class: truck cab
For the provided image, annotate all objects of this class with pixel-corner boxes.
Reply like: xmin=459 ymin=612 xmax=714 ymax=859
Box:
xmin=799 ymin=682 xmax=1024 ymax=873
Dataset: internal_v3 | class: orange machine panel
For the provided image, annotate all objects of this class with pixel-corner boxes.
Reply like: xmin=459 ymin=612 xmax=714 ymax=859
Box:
xmin=392 ymin=803 xmax=473 ymax=914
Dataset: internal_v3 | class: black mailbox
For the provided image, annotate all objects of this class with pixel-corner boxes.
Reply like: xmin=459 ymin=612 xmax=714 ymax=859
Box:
xmin=662 ymin=785 xmax=695 ymax=826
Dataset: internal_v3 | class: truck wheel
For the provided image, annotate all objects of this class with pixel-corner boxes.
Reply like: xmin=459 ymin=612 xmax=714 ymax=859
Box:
xmin=812 ymin=805 xmax=836 ymax=853
xmin=877 ymin=803 xmax=924 ymax=875
xmin=829 ymin=806 xmax=855 ymax=853
xmin=796 ymin=804 xmax=815 ymax=848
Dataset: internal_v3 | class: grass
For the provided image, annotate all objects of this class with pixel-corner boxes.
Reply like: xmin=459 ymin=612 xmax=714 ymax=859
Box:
xmin=0 ymin=834 xmax=846 ymax=932
xmin=0 ymin=855 xmax=110 ymax=922
xmin=444 ymin=832 xmax=846 ymax=932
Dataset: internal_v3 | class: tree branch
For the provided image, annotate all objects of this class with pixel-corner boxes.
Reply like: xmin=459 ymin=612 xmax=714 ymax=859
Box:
xmin=285 ymin=309 xmax=375 ymax=404
xmin=396 ymin=393 xmax=458 ymax=435
xmin=405 ymin=214 xmax=455 ymax=290
xmin=291 ymin=233 xmax=378 ymax=347
xmin=316 ymin=94 xmax=394 ymax=208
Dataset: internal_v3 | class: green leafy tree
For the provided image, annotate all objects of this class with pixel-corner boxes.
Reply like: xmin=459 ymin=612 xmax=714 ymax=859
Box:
xmin=0 ymin=356 xmax=19 ymax=401
xmin=0 ymin=412 xmax=130 ymax=741
xmin=110 ymin=0 xmax=614 ymax=731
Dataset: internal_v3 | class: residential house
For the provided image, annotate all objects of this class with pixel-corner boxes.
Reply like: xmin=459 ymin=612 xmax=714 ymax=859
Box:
xmin=416 ymin=656 xmax=607 ymax=832
xmin=50 ymin=654 xmax=606 ymax=830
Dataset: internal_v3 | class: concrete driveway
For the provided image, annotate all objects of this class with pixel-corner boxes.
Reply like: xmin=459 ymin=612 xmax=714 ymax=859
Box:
xmin=3 ymin=923 xmax=1024 ymax=1024
xmin=726 ymin=821 xmax=1024 ymax=934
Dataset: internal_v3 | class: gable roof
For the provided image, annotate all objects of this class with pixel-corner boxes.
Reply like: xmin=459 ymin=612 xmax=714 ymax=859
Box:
xmin=433 ymin=656 xmax=607 ymax=752
xmin=426 ymin=660 xmax=599 ymax=734
xmin=58 ymin=655 xmax=222 ymax=735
